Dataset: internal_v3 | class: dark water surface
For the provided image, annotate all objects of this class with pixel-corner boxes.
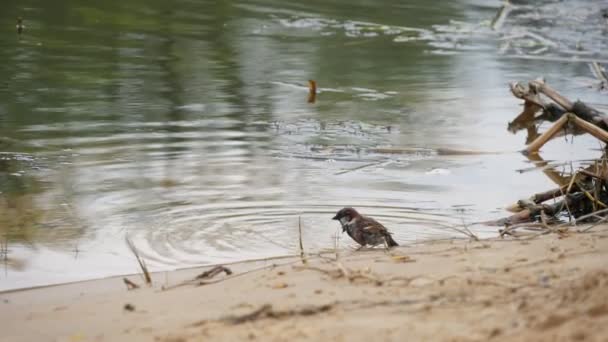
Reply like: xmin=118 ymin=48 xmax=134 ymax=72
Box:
xmin=1 ymin=0 xmax=607 ymax=290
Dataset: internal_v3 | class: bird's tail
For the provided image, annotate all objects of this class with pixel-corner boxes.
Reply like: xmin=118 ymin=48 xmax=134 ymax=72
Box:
xmin=385 ymin=233 xmax=399 ymax=247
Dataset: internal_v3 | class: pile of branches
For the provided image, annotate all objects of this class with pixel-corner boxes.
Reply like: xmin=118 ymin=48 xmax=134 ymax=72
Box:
xmin=489 ymin=79 xmax=608 ymax=235
xmin=493 ymin=159 xmax=608 ymax=234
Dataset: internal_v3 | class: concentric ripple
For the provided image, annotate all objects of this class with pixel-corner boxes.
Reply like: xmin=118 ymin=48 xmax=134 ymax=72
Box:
xmin=126 ymin=201 xmax=475 ymax=268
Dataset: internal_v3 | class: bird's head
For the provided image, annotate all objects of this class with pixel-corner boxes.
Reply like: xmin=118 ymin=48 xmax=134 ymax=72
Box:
xmin=332 ymin=207 xmax=360 ymax=223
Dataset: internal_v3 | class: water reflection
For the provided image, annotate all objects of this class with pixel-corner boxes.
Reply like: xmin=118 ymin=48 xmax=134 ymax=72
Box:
xmin=0 ymin=0 xmax=607 ymax=290
xmin=0 ymin=154 xmax=42 ymax=243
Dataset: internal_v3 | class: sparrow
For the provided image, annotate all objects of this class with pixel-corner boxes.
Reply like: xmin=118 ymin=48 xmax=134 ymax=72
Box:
xmin=332 ymin=207 xmax=398 ymax=249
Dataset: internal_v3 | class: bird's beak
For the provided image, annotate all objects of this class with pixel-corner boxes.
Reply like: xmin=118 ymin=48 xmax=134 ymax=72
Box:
xmin=332 ymin=214 xmax=339 ymax=220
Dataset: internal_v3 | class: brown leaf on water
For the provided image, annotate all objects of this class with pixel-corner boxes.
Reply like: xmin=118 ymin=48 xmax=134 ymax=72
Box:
xmin=160 ymin=178 xmax=178 ymax=188
xmin=307 ymin=80 xmax=317 ymax=103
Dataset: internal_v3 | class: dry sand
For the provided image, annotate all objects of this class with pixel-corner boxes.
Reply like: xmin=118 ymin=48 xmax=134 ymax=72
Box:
xmin=1 ymin=227 xmax=608 ymax=342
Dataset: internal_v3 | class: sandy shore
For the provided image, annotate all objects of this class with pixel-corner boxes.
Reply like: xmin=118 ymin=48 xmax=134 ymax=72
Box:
xmin=1 ymin=227 xmax=608 ymax=342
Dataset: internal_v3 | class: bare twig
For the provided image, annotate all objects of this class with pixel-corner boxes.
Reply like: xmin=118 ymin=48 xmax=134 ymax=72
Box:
xmin=579 ymin=169 xmax=605 ymax=181
xmin=570 ymin=114 xmax=608 ymax=142
xmin=298 ymin=216 xmax=307 ymax=264
xmin=435 ymin=222 xmax=479 ymax=240
xmin=589 ymin=62 xmax=608 ymax=89
xmin=195 ymin=265 xmax=232 ymax=280
xmin=334 ymin=229 xmax=341 ymax=261
xmin=580 ymin=216 xmax=608 ymax=232
xmin=559 ymin=179 xmax=575 ymax=222
xmin=335 ymin=161 xmax=385 ymax=175
xmin=525 ymin=114 xmax=569 ymax=153
xmin=460 ymin=218 xmax=479 ymax=241
xmin=125 ymin=236 xmax=152 ymax=285
xmin=162 ymin=258 xmax=305 ymax=291
xmin=1 ymin=235 xmax=7 ymax=262
xmin=576 ymin=180 xmax=607 ymax=209
xmin=491 ymin=0 xmax=512 ymax=31
xmin=123 ymin=278 xmax=140 ymax=290
xmin=573 ymin=207 xmax=608 ymax=222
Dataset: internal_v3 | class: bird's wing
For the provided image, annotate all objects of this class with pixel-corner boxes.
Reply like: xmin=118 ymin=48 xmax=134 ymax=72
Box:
xmin=360 ymin=217 xmax=389 ymax=234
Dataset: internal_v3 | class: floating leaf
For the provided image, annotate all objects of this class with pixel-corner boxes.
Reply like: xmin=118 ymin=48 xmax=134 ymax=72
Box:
xmin=307 ymin=80 xmax=317 ymax=103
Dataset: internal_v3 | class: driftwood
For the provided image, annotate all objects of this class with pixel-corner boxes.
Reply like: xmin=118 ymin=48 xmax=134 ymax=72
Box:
xmin=508 ymin=80 xmax=608 ymax=153
xmin=531 ymin=185 xmax=572 ymax=204
xmin=509 ymin=80 xmax=608 ymax=144
xmin=525 ymin=113 xmax=608 ymax=154
xmin=494 ymin=80 xmax=608 ymax=231
xmin=492 ymin=161 xmax=608 ymax=227
xmin=509 ymin=80 xmax=605 ymax=121
xmin=490 ymin=192 xmax=587 ymax=227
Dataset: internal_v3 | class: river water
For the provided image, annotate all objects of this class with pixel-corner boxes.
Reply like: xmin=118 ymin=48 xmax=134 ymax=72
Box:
xmin=1 ymin=0 xmax=607 ymax=290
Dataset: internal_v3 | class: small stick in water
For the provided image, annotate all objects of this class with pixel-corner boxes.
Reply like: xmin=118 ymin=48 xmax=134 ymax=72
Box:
xmin=298 ymin=216 xmax=307 ymax=264
xmin=123 ymin=278 xmax=140 ymax=290
xmin=125 ymin=236 xmax=152 ymax=285
xmin=307 ymin=80 xmax=317 ymax=103
xmin=16 ymin=17 xmax=24 ymax=35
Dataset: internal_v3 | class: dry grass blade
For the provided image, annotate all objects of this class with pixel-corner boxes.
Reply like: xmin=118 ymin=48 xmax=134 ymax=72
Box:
xmin=559 ymin=180 xmax=574 ymax=223
xmin=123 ymin=277 xmax=140 ymax=290
xmin=580 ymin=215 xmax=608 ymax=232
xmin=436 ymin=222 xmax=478 ymax=240
xmin=571 ymin=206 xmax=608 ymax=232
xmin=125 ymin=235 xmax=152 ymax=285
xmin=461 ymin=218 xmax=479 ymax=241
xmin=334 ymin=161 xmax=384 ymax=175
xmin=298 ymin=216 xmax=307 ymax=264
xmin=566 ymin=168 xmax=578 ymax=194
xmin=334 ymin=228 xmax=341 ymax=261
xmin=576 ymin=180 xmax=607 ymax=209
xmin=1 ymin=235 xmax=7 ymax=261
xmin=491 ymin=0 xmax=511 ymax=31
xmin=590 ymin=62 xmax=608 ymax=87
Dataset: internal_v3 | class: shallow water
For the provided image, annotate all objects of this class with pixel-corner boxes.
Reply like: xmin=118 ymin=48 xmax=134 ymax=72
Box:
xmin=1 ymin=0 xmax=607 ymax=290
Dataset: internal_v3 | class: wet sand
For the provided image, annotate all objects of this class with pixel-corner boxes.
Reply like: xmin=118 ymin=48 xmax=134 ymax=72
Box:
xmin=1 ymin=227 xmax=608 ymax=342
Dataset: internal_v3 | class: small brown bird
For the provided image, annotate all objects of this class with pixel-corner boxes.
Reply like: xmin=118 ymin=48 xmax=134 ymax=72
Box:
xmin=332 ymin=207 xmax=398 ymax=249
